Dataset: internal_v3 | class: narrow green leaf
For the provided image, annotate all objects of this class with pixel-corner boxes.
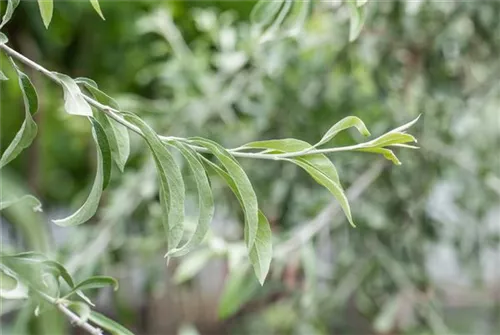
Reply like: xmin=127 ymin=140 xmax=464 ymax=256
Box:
xmin=42 ymin=260 xmax=74 ymax=288
xmin=348 ymin=1 xmax=367 ymax=42
xmin=0 ymin=32 xmax=9 ymax=44
xmin=0 ymin=0 xmax=20 ymax=29
xmin=124 ymin=113 xmax=185 ymax=250
xmin=52 ymin=73 xmax=92 ymax=116
xmin=260 ymin=0 xmax=293 ymax=42
xmin=0 ymin=70 xmax=8 ymax=80
xmin=0 ymin=195 xmax=42 ymax=212
xmin=191 ymin=137 xmax=258 ymax=250
xmin=356 ymin=147 xmax=401 ymax=165
xmin=201 ymin=158 xmax=273 ymax=283
xmin=64 ymin=276 xmax=118 ymax=298
xmin=165 ymin=142 xmax=214 ymax=258
xmin=75 ymin=77 xmax=130 ymax=172
xmin=250 ymin=0 xmax=284 ymax=27
xmin=90 ymin=117 xmax=112 ymax=189
xmin=52 ymin=119 xmax=106 ymax=226
xmin=88 ymin=311 xmax=134 ymax=335
xmin=37 ymin=0 xmax=53 ymax=28
xmin=389 ymin=114 xmax=421 ymax=134
xmin=283 ymin=0 xmax=311 ymax=36
xmin=89 ymin=0 xmax=105 ymax=20
xmin=0 ymin=59 xmax=38 ymax=169
xmin=218 ymin=264 xmax=259 ymax=319
xmin=315 ymin=116 xmax=370 ymax=148
xmin=368 ymin=132 xmax=417 ymax=148
xmin=173 ymin=249 xmax=214 ymax=284
xmin=248 ymin=212 xmax=272 ymax=285
xmin=66 ymin=301 xmax=91 ymax=324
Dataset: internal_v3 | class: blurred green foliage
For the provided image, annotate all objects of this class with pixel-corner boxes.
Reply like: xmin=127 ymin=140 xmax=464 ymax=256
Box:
xmin=1 ymin=1 xmax=499 ymax=334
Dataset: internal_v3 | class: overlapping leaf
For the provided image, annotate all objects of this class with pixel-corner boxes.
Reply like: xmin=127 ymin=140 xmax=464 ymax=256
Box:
xmin=52 ymin=118 xmax=111 ymax=226
xmin=0 ymin=59 xmax=38 ymax=169
xmin=89 ymin=311 xmax=135 ymax=335
xmin=124 ymin=113 xmax=185 ymax=250
xmin=53 ymin=73 xmax=92 ymax=116
xmin=191 ymin=138 xmax=259 ymax=251
xmin=165 ymin=142 xmax=214 ymax=258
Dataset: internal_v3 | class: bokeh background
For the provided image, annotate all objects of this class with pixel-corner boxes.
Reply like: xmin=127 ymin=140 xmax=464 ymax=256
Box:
xmin=1 ymin=1 xmax=499 ymax=334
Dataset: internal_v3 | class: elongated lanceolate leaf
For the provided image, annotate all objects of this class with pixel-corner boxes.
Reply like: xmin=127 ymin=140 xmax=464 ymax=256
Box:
xmin=0 ymin=70 xmax=8 ymax=80
xmin=64 ymin=276 xmax=118 ymax=298
xmin=250 ymin=0 xmax=284 ymax=27
xmin=37 ymin=0 xmax=53 ymax=28
xmin=0 ymin=195 xmax=42 ymax=212
xmin=315 ymin=116 xmax=370 ymax=148
xmin=367 ymin=132 xmax=417 ymax=148
xmin=52 ymin=118 xmax=109 ymax=226
xmin=89 ymin=311 xmax=135 ymax=335
xmin=0 ymin=59 xmax=38 ymax=169
xmin=348 ymin=0 xmax=367 ymax=42
xmin=89 ymin=0 xmax=105 ymax=20
xmin=201 ymin=158 xmax=272 ymax=284
xmin=191 ymin=137 xmax=259 ymax=250
xmin=165 ymin=142 xmax=214 ymax=258
xmin=124 ymin=113 xmax=185 ymax=250
xmin=53 ymin=73 xmax=92 ymax=116
xmin=356 ymin=147 xmax=401 ymax=165
xmin=75 ymin=77 xmax=130 ymax=171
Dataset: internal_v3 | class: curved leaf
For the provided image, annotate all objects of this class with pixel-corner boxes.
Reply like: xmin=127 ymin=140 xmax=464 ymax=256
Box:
xmin=0 ymin=194 xmax=42 ymax=212
xmin=124 ymin=113 xmax=185 ymax=250
xmin=191 ymin=137 xmax=258 ymax=250
xmin=315 ymin=116 xmax=370 ymax=148
xmin=0 ymin=0 xmax=20 ymax=29
xmin=0 ymin=59 xmax=38 ymax=169
xmin=52 ymin=118 xmax=107 ymax=226
xmin=64 ymin=276 xmax=118 ymax=298
xmin=88 ymin=311 xmax=135 ymax=335
xmin=165 ymin=142 xmax=214 ymax=258
xmin=37 ymin=0 xmax=53 ymax=28
xmin=348 ymin=0 xmax=367 ymax=42
xmin=52 ymin=73 xmax=92 ymax=116
xmin=0 ymin=265 xmax=28 ymax=300
xmin=250 ymin=0 xmax=284 ymax=27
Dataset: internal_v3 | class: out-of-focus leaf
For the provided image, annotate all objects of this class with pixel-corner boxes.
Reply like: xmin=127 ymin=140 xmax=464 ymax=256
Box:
xmin=192 ymin=137 xmax=259 ymax=250
xmin=37 ymin=0 xmax=53 ymax=28
xmin=201 ymin=158 xmax=272 ymax=283
xmin=260 ymin=0 xmax=293 ymax=42
xmin=348 ymin=0 xmax=367 ymax=42
xmin=0 ymin=265 xmax=28 ymax=299
xmin=283 ymin=0 xmax=311 ymax=36
xmin=66 ymin=301 xmax=91 ymax=324
xmin=0 ymin=32 xmax=9 ymax=43
xmin=124 ymin=113 xmax=185 ymax=250
xmin=357 ymin=0 xmax=369 ymax=7
xmin=52 ymin=73 xmax=92 ymax=116
xmin=52 ymin=119 xmax=107 ymax=226
xmin=374 ymin=296 xmax=400 ymax=333
xmin=165 ymin=142 xmax=214 ymax=258
xmin=90 ymin=117 xmax=111 ymax=189
xmin=0 ymin=0 xmax=20 ymax=29
xmin=63 ymin=276 xmax=118 ymax=298
xmin=173 ymin=249 xmax=213 ymax=284
xmin=0 ymin=195 xmax=42 ymax=212
xmin=315 ymin=116 xmax=370 ymax=148
xmin=88 ymin=311 xmax=134 ymax=335
xmin=75 ymin=78 xmax=130 ymax=172
xmin=0 ymin=70 xmax=7 ymax=80
xmin=0 ymin=59 xmax=38 ymax=169
xmin=89 ymin=0 xmax=105 ymax=20
xmin=250 ymin=0 xmax=283 ymax=27
xmin=218 ymin=264 xmax=260 ymax=319
xmin=42 ymin=261 xmax=74 ymax=288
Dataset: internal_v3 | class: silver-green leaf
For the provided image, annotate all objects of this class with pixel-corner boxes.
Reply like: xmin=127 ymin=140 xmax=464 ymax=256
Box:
xmin=88 ymin=311 xmax=135 ymax=335
xmin=348 ymin=0 xmax=367 ymax=42
xmin=52 ymin=118 xmax=107 ymax=226
xmin=165 ymin=142 xmax=214 ymax=258
xmin=63 ymin=276 xmax=118 ymax=298
xmin=0 ymin=195 xmax=42 ymax=212
xmin=250 ymin=0 xmax=284 ymax=27
xmin=0 ymin=0 xmax=20 ymax=29
xmin=315 ymin=116 xmax=370 ymax=148
xmin=0 ymin=59 xmax=38 ymax=169
xmin=53 ymin=73 xmax=92 ymax=116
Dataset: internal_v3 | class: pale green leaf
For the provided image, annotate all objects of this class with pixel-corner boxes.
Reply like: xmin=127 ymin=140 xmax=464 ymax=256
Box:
xmin=165 ymin=142 xmax=214 ymax=258
xmin=218 ymin=264 xmax=259 ymax=319
xmin=52 ymin=119 xmax=106 ymax=226
xmin=356 ymin=147 xmax=401 ymax=165
xmin=260 ymin=0 xmax=293 ymax=42
xmin=191 ymin=137 xmax=258 ymax=250
xmin=52 ymin=73 xmax=92 ymax=116
xmin=124 ymin=113 xmax=185 ymax=250
xmin=248 ymin=212 xmax=272 ymax=285
xmin=389 ymin=114 xmax=421 ymax=134
xmin=37 ymin=0 xmax=53 ymax=28
xmin=357 ymin=0 xmax=369 ymax=7
xmin=0 ymin=32 xmax=9 ymax=43
xmin=250 ymin=0 xmax=284 ymax=27
xmin=89 ymin=0 xmax=105 ymax=20
xmin=315 ymin=116 xmax=370 ymax=148
xmin=0 ymin=195 xmax=42 ymax=212
xmin=0 ymin=265 xmax=28 ymax=300
xmin=348 ymin=1 xmax=367 ymax=42
xmin=88 ymin=311 xmax=134 ymax=335
xmin=64 ymin=276 xmax=118 ymax=298
xmin=0 ymin=59 xmax=38 ymax=169
xmin=90 ymin=117 xmax=112 ymax=189
xmin=66 ymin=301 xmax=91 ymax=324
xmin=201 ymin=158 xmax=273 ymax=283
xmin=42 ymin=260 xmax=74 ymax=288
xmin=368 ymin=132 xmax=417 ymax=148
xmin=75 ymin=77 xmax=130 ymax=171
xmin=283 ymin=0 xmax=311 ymax=36
xmin=173 ymin=249 xmax=214 ymax=284
xmin=0 ymin=0 xmax=20 ymax=29
xmin=0 ymin=70 xmax=8 ymax=80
